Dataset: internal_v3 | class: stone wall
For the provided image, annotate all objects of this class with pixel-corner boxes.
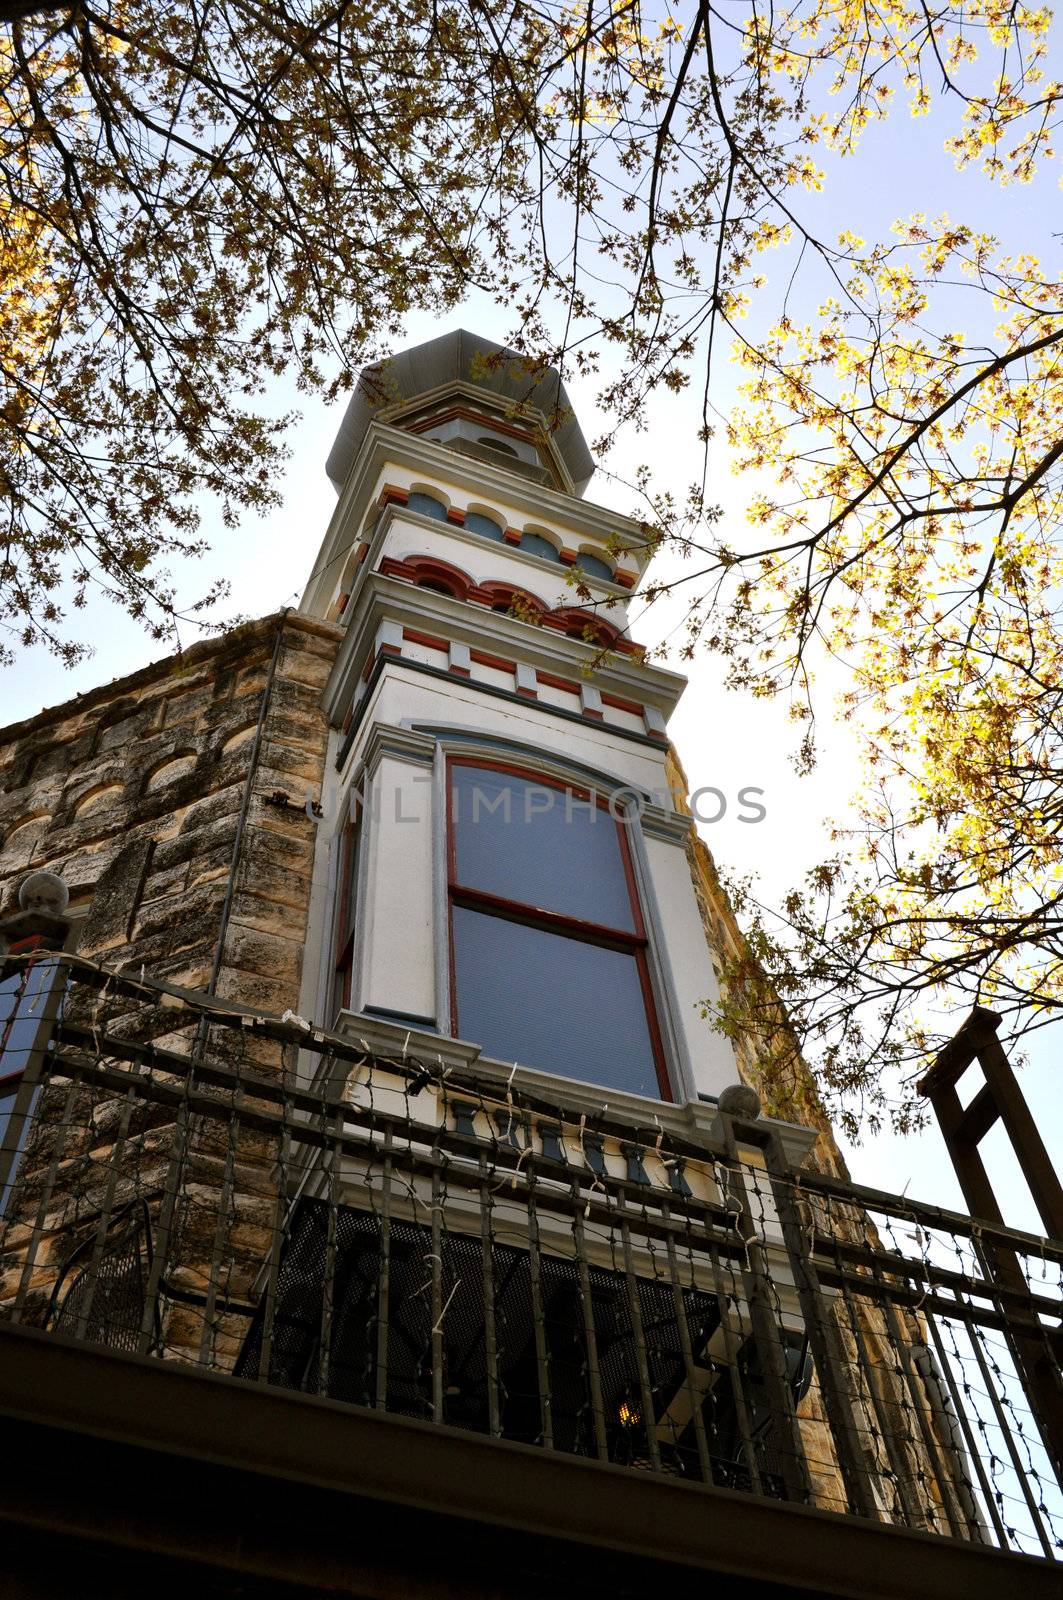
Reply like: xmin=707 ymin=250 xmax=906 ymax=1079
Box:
xmin=1 ymin=611 xmax=340 ymax=1020
xmin=0 ymin=612 xmax=341 ymax=1345
xmin=664 ymin=746 xmax=849 ymax=1178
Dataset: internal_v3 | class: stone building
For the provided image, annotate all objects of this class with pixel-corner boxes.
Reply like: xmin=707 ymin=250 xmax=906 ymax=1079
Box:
xmin=0 ymin=332 xmax=1058 ymax=1598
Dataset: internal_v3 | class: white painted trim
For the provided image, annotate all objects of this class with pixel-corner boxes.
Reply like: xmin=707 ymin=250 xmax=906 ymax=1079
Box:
xmin=623 ymin=809 xmax=697 ymax=1103
xmin=640 ymin=804 xmax=694 ymax=845
xmin=333 ymin=1010 xmax=818 ymax=1164
xmin=360 ymin=722 xmax=436 ymax=778
xmin=430 ymin=740 xmax=452 ymax=1039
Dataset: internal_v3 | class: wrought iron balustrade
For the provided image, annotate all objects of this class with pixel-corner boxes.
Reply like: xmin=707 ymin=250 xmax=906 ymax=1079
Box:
xmin=0 ymin=955 xmax=1060 ymax=1564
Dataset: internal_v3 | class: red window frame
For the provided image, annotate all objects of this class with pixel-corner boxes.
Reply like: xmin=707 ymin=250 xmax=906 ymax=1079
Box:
xmin=445 ymin=757 xmax=671 ymax=1099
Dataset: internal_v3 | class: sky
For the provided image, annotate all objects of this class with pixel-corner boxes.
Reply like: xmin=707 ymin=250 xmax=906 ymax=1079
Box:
xmin=2 ymin=16 xmax=1061 ymax=1236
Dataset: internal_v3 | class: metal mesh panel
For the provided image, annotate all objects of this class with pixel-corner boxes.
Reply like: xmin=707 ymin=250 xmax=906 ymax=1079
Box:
xmin=50 ymin=1202 xmax=152 ymax=1354
xmin=235 ymin=1198 xmax=791 ymax=1486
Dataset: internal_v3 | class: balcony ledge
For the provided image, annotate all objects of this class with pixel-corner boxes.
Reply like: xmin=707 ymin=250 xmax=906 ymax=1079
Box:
xmin=332 ymin=1009 xmax=820 ymax=1168
xmin=0 ymin=1321 xmax=1056 ymax=1600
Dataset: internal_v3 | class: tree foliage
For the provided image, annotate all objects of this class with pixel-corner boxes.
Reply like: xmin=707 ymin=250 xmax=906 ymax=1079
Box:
xmin=2 ymin=0 xmax=1061 ymax=1122
xmin=0 ymin=0 xmax=539 ymax=660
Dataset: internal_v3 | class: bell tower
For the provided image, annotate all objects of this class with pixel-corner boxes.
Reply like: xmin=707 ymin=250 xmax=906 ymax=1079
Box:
xmin=297 ymin=329 xmax=748 ymax=1113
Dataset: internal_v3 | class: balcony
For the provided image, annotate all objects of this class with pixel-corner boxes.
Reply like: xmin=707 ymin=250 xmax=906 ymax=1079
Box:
xmin=0 ymin=953 xmax=1061 ymax=1598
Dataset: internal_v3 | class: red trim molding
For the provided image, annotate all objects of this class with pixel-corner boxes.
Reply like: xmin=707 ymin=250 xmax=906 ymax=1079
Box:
xmin=375 ymin=556 xmax=645 ymax=656
xmin=403 ymin=627 xmax=450 ymax=653
xmin=403 ymin=402 xmax=541 ymax=448
xmin=601 ymin=692 xmax=643 ymax=717
xmin=543 ymin=608 xmax=642 ymax=656
xmin=536 ymin=670 xmax=580 ymax=695
xmin=381 ymin=555 xmax=474 ymax=601
xmin=378 ymin=484 xmax=410 ymax=508
xmin=470 ymin=649 xmax=516 ymax=674
xmin=473 ymin=580 xmax=549 ymax=621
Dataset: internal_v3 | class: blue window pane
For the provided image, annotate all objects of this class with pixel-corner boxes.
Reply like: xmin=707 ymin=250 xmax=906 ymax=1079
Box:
xmin=451 ymin=766 xmax=635 ymax=932
xmin=575 ymin=552 xmax=614 ymax=582
xmin=407 ymin=492 xmax=448 ymax=521
xmin=0 ymin=1076 xmax=39 ymax=1178
xmin=465 ymin=512 xmax=504 ymax=541
xmin=452 ymin=908 xmax=659 ymax=1096
xmin=519 ymin=532 xmax=561 ymax=563
xmin=0 ymin=960 xmax=55 ymax=1081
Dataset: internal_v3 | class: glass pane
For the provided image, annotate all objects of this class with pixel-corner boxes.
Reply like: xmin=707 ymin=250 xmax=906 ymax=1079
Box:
xmin=0 ymin=959 xmax=55 ymax=1079
xmin=519 ymin=532 xmax=561 ymax=563
xmin=451 ymin=765 xmax=635 ymax=932
xmin=465 ymin=511 xmax=504 ymax=541
xmin=407 ymin=492 xmax=448 ymax=521
xmin=0 ymin=1078 xmax=21 ymax=1149
xmin=575 ymin=552 xmax=614 ymax=582
xmin=452 ymin=908 xmax=660 ymax=1097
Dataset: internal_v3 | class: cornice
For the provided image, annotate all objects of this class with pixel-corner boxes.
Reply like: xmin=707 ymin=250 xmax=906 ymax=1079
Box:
xmin=302 ymin=422 xmax=653 ymax=619
xmin=357 ymin=722 xmax=437 ymax=779
xmin=376 ymin=376 xmax=577 ymax=493
xmin=640 ymin=804 xmax=695 ymax=846
xmin=322 ymin=573 xmax=687 ymax=732
xmin=0 ymin=610 xmax=342 ymax=748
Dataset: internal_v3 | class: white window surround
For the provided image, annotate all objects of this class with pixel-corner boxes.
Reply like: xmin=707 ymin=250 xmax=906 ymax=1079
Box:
xmin=301 ymin=715 xmax=744 ymax=1110
xmin=321 ymin=1009 xmax=819 ymax=1172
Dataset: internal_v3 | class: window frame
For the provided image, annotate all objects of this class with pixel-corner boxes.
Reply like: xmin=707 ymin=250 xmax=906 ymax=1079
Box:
xmin=445 ymin=756 xmax=671 ymax=1099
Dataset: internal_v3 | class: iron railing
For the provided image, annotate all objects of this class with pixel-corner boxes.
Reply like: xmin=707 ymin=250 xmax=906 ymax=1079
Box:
xmin=0 ymin=955 xmax=1060 ymax=1561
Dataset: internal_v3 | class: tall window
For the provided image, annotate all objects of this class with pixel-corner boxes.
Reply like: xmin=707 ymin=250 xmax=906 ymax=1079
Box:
xmin=0 ymin=954 xmax=61 ymax=1209
xmin=447 ymin=761 xmax=668 ymax=1098
xmin=331 ymin=802 xmax=362 ymax=1019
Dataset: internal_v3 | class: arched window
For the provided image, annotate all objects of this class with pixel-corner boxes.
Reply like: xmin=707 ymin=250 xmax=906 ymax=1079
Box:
xmin=447 ymin=760 xmax=668 ymax=1098
xmin=477 ymin=435 xmax=519 ymax=458
xmin=407 ymin=491 xmax=448 ymax=521
xmin=519 ymin=531 xmax=561 ymax=563
xmin=565 ymin=619 xmax=609 ymax=646
xmin=477 ymin=583 xmax=545 ymax=622
xmin=465 ymin=511 xmax=505 ymax=542
xmin=575 ymin=551 xmax=614 ymax=582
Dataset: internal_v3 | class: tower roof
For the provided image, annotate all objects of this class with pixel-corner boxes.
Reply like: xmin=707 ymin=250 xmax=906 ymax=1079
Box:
xmin=325 ymin=330 xmax=596 ymax=496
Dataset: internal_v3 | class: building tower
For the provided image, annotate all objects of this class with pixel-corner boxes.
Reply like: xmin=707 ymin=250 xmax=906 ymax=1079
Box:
xmin=297 ymin=329 xmax=757 ymax=1117
xmin=0 ymin=331 xmax=1059 ymax=1599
